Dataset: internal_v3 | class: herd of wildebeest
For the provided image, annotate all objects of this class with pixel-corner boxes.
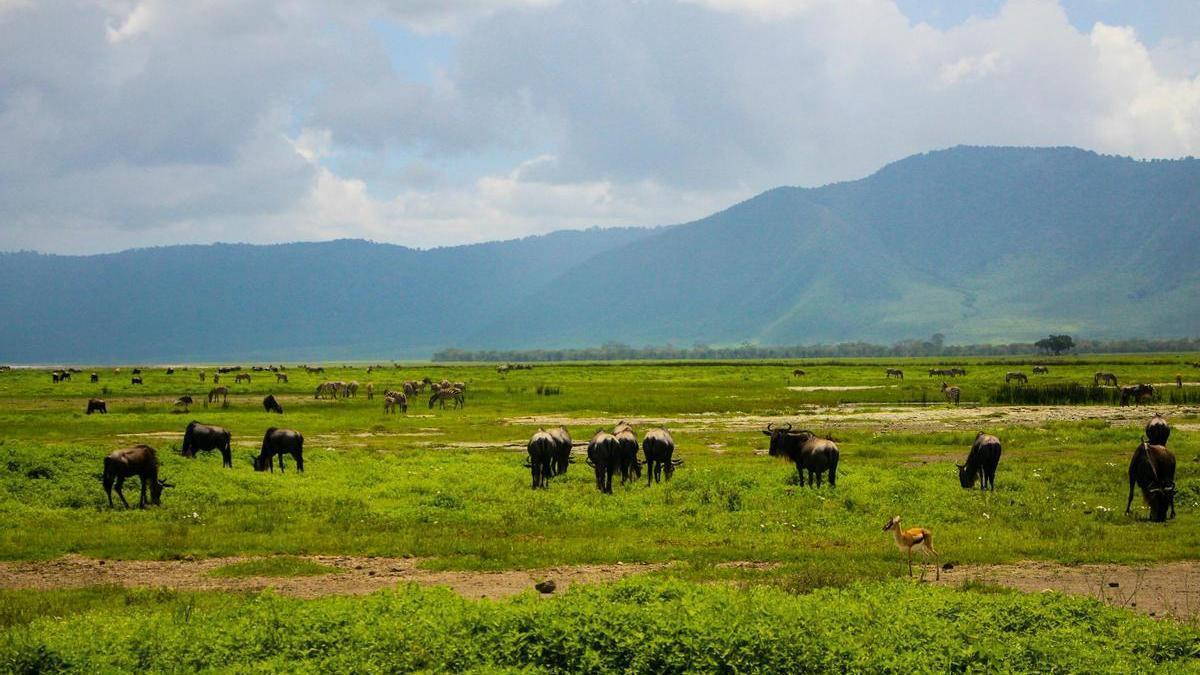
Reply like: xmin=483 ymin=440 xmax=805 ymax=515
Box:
xmin=9 ymin=363 xmax=1186 ymax=527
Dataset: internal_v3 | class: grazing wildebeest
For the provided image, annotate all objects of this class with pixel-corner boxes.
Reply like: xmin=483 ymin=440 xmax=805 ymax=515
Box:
xmin=103 ymin=445 xmax=172 ymax=508
xmin=792 ymin=369 xmax=806 ymax=377
xmin=275 ymin=373 xmax=288 ymax=383
xmin=235 ymin=373 xmax=251 ymax=383
xmin=958 ymin=432 xmax=1001 ymax=490
xmin=885 ymin=368 xmax=904 ymax=379
xmin=1004 ymin=372 xmax=1028 ymax=384
xmin=90 ymin=372 xmax=99 ymax=383
xmin=166 ymin=367 xmax=175 ymax=375
xmin=384 ymin=392 xmax=407 ymax=414
xmin=1094 ymin=372 xmax=1118 ymax=387
xmin=207 ymin=386 xmax=229 ymax=404
xmin=131 ymin=376 xmax=143 ymax=385
xmin=366 ymin=382 xmax=374 ymax=400
xmin=587 ymin=429 xmax=620 ymax=494
xmin=642 ymin=427 xmax=682 ymax=485
xmin=1126 ymin=441 xmax=1176 ymax=522
xmin=263 ymin=394 xmax=283 ymax=414
xmin=428 ymin=387 xmax=464 ymax=409
xmin=174 ymin=395 xmax=194 ymax=412
xmin=1145 ymin=414 xmax=1170 ymax=446
xmin=612 ymin=421 xmax=642 ymax=483
xmin=86 ymin=398 xmax=107 ymax=415
xmin=526 ymin=429 xmax=555 ymax=488
xmin=1119 ymin=384 xmax=1155 ymax=406
xmin=181 ymin=421 xmax=233 ymax=468
xmin=548 ymin=426 xmax=573 ymax=476
xmin=253 ymin=428 xmax=304 ymax=473
xmin=762 ymin=423 xmax=839 ymax=487
xmin=941 ymin=382 xmax=960 ymax=405
xmin=1032 ymin=366 xmax=1049 ymax=374
xmin=132 ymin=368 xmax=141 ymax=375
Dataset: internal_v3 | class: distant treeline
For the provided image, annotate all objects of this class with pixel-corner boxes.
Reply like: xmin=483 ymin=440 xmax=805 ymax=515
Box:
xmin=433 ymin=337 xmax=1200 ymax=362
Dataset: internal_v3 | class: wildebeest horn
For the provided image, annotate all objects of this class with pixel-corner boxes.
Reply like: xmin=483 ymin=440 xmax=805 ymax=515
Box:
xmin=781 ymin=422 xmax=792 ymax=432
xmin=766 ymin=422 xmax=774 ymax=432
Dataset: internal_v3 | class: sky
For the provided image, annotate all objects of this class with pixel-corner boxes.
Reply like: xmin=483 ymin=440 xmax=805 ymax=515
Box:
xmin=1 ymin=0 xmax=1197 ymax=254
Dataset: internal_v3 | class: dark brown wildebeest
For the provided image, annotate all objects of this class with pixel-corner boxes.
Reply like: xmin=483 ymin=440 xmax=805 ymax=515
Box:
xmin=1094 ymin=372 xmax=1118 ymax=387
xmin=548 ymin=426 xmax=573 ymax=476
xmin=1145 ymin=414 xmax=1170 ymax=446
xmin=526 ymin=429 xmax=555 ymax=489
xmin=131 ymin=376 xmax=143 ymax=385
xmin=181 ymin=421 xmax=232 ymax=468
xmin=86 ymin=398 xmax=107 ymax=415
xmin=613 ymin=421 xmax=641 ymax=484
xmin=1004 ymin=372 xmax=1028 ymax=384
xmin=384 ymin=391 xmax=407 ymax=414
xmin=941 ymin=382 xmax=960 ymax=405
xmin=208 ymin=386 xmax=229 ymax=404
xmin=1119 ymin=383 xmax=1155 ymax=406
xmin=89 ymin=372 xmax=99 ymax=383
xmin=166 ymin=367 xmax=175 ymax=375
xmin=885 ymin=368 xmax=904 ymax=379
xmin=131 ymin=368 xmax=141 ymax=375
xmin=275 ymin=373 xmax=288 ymax=383
xmin=1032 ymin=366 xmax=1049 ymax=374
xmin=235 ymin=373 xmax=251 ymax=383
xmin=762 ymin=423 xmax=839 ymax=487
xmin=103 ymin=445 xmax=172 ymax=508
xmin=253 ymin=428 xmax=304 ymax=473
xmin=587 ymin=429 xmax=620 ymax=494
xmin=263 ymin=394 xmax=283 ymax=414
xmin=174 ymin=395 xmax=194 ymax=412
xmin=792 ymin=369 xmax=806 ymax=377
xmin=643 ymin=427 xmax=683 ymax=485
xmin=1126 ymin=441 xmax=1176 ymax=522
xmin=958 ymin=432 xmax=1001 ymax=490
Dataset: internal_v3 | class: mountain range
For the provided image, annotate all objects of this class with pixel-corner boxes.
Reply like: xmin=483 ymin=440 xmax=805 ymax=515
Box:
xmin=3 ymin=146 xmax=1197 ymax=362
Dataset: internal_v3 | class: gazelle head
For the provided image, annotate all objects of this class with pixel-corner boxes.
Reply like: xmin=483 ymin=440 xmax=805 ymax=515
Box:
xmin=882 ymin=515 xmax=901 ymax=531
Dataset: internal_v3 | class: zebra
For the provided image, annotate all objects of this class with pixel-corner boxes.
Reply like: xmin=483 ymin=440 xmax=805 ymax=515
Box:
xmin=207 ymin=386 xmax=229 ymax=404
xmin=383 ymin=391 xmax=407 ymax=414
xmin=1004 ymin=372 xmax=1028 ymax=384
xmin=885 ymin=368 xmax=904 ymax=379
xmin=1093 ymin=372 xmax=1118 ymax=387
xmin=235 ymin=373 xmax=251 ymax=383
xmin=275 ymin=373 xmax=288 ymax=383
xmin=941 ymin=382 xmax=960 ymax=405
xmin=428 ymin=387 xmax=464 ymax=409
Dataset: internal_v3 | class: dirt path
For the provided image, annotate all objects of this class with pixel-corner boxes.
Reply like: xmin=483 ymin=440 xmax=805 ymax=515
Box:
xmin=0 ymin=555 xmax=666 ymax=600
xmin=934 ymin=560 xmax=1200 ymax=619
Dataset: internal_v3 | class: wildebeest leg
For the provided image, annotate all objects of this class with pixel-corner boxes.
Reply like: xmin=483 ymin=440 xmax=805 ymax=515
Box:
xmin=647 ymin=462 xmax=654 ymax=486
xmin=294 ymin=451 xmax=303 ymax=473
xmin=138 ymin=476 xmax=148 ymax=509
xmin=1125 ymin=475 xmax=1136 ymax=515
xmin=278 ymin=454 xmax=286 ymax=473
xmin=114 ymin=476 xmax=130 ymax=508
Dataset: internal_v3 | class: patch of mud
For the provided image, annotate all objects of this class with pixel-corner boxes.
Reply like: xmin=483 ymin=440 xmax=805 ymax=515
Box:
xmin=0 ymin=555 xmax=667 ymax=600
xmin=934 ymin=560 xmax=1200 ymax=619
xmin=714 ymin=561 xmax=780 ymax=571
xmin=786 ymin=385 xmax=890 ymax=392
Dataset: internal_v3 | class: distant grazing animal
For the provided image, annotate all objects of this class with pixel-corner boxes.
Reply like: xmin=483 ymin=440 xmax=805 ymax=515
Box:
xmin=131 ymin=368 xmax=141 ymax=375
xmin=885 ymin=368 xmax=904 ymax=379
xmin=613 ymin=421 xmax=641 ymax=484
xmin=103 ymin=445 xmax=172 ymax=508
xmin=1176 ymin=374 xmax=1183 ymax=388
xmin=235 ymin=373 xmax=251 ymax=383
xmin=1093 ymin=372 xmax=1118 ymax=387
xmin=1119 ymin=384 xmax=1155 ymax=406
xmin=181 ymin=421 xmax=232 ymax=468
xmin=253 ymin=428 xmax=304 ymax=473
xmin=55 ymin=370 xmax=71 ymax=382
xmin=941 ymin=382 xmax=960 ymax=405
xmin=403 ymin=381 xmax=419 ymax=397
xmin=384 ymin=392 xmax=407 ymax=414
xmin=1126 ymin=441 xmax=1176 ymax=522
xmin=86 ymin=398 xmax=107 ymax=415
xmin=314 ymin=381 xmax=340 ymax=399
xmin=1145 ymin=414 xmax=1170 ymax=446
xmin=131 ymin=376 xmax=143 ymax=385
xmin=762 ymin=423 xmax=839 ymax=487
xmin=207 ymin=386 xmax=229 ymax=404
xmin=1032 ymin=366 xmax=1049 ymax=374
xmin=306 ymin=366 xmax=325 ymax=374
xmin=212 ymin=373 xmax=220 ymax=384
xmin=587 ymin=429 xmax=621 ymax=493
xmin=263 ymin=394 xmax=283 ymax=414
xmin=345 ymin=381 xmax=359 ymax=397
xmin=1004 ymin=372 xmax=1028 ymax=384
xmin=883 ymin=515 xmax=939 ymax=580
xmin=366 ymin=383 xmax=374 ymax=400
xmin=275 ymin=373 xmax=288 ymax=383
xmin=174 ymin=396 xmax=193 ymax=412
xmin=526 ymin=429 xmax=556 ymax=488
xmin=199 ymin=370 xmax=206 ymax=382
xmin=428 ymin=387 xmax=464 ymax=409
xmin=642 ymin=427 xmax=682 ymax=485
xmin=89 ymin=373 xmax=99 ymax=383
xmin=218 ymin=366 xmax=240 ymax=374
xmin=792 ymin=369 xmax=806 ymax=377
xmin=166 ymin=367 xmax=174 ymax=375
xmin=548 ymin=426 xmax=573 ymax=476
xmin=958 ymin=433 xmax=1001 ymax=490
xmin=497 ymin=365 xmax=510 ymax=374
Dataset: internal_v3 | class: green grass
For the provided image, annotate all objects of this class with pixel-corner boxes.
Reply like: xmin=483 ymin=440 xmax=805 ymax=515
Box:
xmin=206 ymin=557 xmax=337 ymax=578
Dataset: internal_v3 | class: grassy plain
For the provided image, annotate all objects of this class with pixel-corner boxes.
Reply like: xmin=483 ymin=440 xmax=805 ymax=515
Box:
xmin=1 ymin=356 xmax=1199 ymax=671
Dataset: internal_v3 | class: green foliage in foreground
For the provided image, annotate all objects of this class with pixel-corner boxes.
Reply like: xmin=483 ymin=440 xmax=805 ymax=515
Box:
xmin=2 ymin=579 xmax=1198 ymax=673
xmin=206 ymin=557 xmax=336 ymax=578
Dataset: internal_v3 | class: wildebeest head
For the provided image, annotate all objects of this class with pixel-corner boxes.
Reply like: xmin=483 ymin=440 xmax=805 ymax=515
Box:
xmin=956 ymin=463 xmax=973 ymax=488
xmin=761 ymin=423 xmax=814 ymax=457
xmin=150 ymin=478 xmax=174 ymax=505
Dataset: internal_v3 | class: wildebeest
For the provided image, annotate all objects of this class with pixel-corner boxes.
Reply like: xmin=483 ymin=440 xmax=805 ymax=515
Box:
xmin=941 ymin=382 xmax=960 ymax=405
xmin=131 ymin=368 xmax=141 ymax=375
xmin=174 ymin=395 xmax=194 ymax=412
xmin=1094 ymin=372 xmax=1118 ymax=387
xmin=384 ymin=392 xmax=407 ymax=414
xmin=1119 ymin=384 xmax=1155 ymax=407
xmin=526 ymin=429 xmax=556 ymax=489
xmin=263 ymin=394 xmax=283 ymax=414
xmin=86 ymin=398 xmax=107 ymax=415
xmin=275 ymin=373 xmax=288 ymax=383
xmin=89 ymin=372 xmax=99 ymax=383
xmin=642 ymin=427 xmax=682 ymax=485
xmin=1145 ymin=414 xmax=1170 ymax=446
xmin=103 ymin=445 xmax=172 ymax=508
xmin=613 ymin=421 xmax=642 ymax=483
xmin=181 ymin=421 xmax=233 ymax=468
xmin=166 ymin=367 xmax=175 ymax=375
xmin=207 ymin=386 xmax=229 ymax=404
xmin=548 ymin=426 xmax=573 ymax=476
xmin=587 ymin=429 xmax=620 ymax=493
xmin=1032 ymin=366 xmax=1049 ymax=374
xmin=428 ymin=387 xmax=464 ymax=409
xmin=792 ymin=369 xmax=806 ymax=377
xmin=131 ymin=376 xmax=143 ymax=385
xmin=1126 ymin=441 xmax=1176 ymax=522
xmin=958 ymin=432 xmax=1001 ymax=490
xmin=885 ymin=368 xmax=904 ymax=379
xmin=253 ymin=428 xmax=304 ymax=472
xmin=235 ymin=373 xmax=251 ymax=383
xmin=762 ymin=423 xmax=839 ymax=487
xmin=1004 ymin=372 xmax=1028 ymax=384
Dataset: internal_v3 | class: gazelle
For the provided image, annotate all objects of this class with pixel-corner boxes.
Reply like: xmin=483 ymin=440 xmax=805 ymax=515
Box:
xmin=882 ymin=515 xmax=939 ymax=580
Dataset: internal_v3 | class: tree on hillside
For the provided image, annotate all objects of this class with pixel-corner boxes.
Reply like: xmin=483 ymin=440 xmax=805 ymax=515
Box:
xmin=1035 ymin=335 xmax=1075 ymax=355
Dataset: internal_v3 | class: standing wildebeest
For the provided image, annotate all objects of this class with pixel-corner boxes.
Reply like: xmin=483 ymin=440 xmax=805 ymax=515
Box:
xmin=89 ymin=372 xmax=99 ymax=383
xmin=253 ymin=428 xmax=304 ymax=472
xmin=263 ymin=394 xmax=283 ymax=414
xmin=235 ymin=373 xmax=251 ymax=383
xmin=166 ymin=367 xmax=175 ymax=375
xmin=428 ymin=387 xmax=464 ymax=409
xmin=174 ymin=395 xmax=194 ymax=412
xmin=1032 ymin=366 xmax=1049 ymax=374
xmin=885 ymin=368 xmax=904 ymax=379
xmin=526 ymin=429 xmax=555 ymax=488
xmin=1004 ymin=372 xmax=1028 ymax=384
xmin=941 ymin=382 xmax=960 ymax=405
xmin=643 ymin=427 xmax=683 ymax=485
xmin=131 ymin=376 xmax=143 ymax=385
xmin=103 ymin=445 xmax=172 ymax=508
xmin=548 ymin=426 xmax=573 ymax=476
xmin=958 ymin=432 xmax=1001 ymax=490
xmin=86 ymin=398 xmax=107 ymax=415
xmin=613 ymin=421 xmax=642 ymax=484
xmin=587 ymin=429 xmax=620 ymax=493
xmin=1126 ymin=441 xmax=1176 ymax=522
xmin=384 ymin=392 xmax=407 ymax=414
xmin=208 ymin=386 xmax=229 ymax=404
xmin=1094 ymin=372 xmax=1118 ymax=387
xmin=762 ymin=423 xmax=839 ymax=487
xmin=1120 ymin=384 xmax=1155 ymax=406
xmin=1145 ymin=414 xmax=1170 ymax=446
xmin=275 ymin=373 xmax=288 ymax=383
xmin=792 ymin=369 xmax=806 ymax=377
xmin=181 ymin=421 xmax=233 ymax=468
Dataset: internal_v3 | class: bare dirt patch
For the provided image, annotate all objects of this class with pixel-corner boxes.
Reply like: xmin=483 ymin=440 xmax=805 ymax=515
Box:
xmin=935 ymin=560 xmax=1200 ymax=619
xmin=786 ymin=385 xmax=890 ymax=392
xmin=0 ymin=556 xmax=666 ymax=600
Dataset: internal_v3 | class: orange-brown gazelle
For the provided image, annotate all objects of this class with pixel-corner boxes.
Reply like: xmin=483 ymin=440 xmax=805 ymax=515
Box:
xmin=883 ymin=515 xmax=939 ymax=580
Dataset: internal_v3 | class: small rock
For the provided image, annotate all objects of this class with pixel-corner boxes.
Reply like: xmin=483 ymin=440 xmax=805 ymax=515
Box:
xmin=355 ymin=565 xmax=364 ymax=570
xmin=98 ymin=560 xmax=105 ymax=566
xmin=368 ymin=570 xmax=376 ymax=576
xmin=535 ymin=580 xmax=557 ymax=594
xmin=941 ymin=563 xmax=954 ymax=571
xmin=1108 ymin=582 xmax=1119 ymax=588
